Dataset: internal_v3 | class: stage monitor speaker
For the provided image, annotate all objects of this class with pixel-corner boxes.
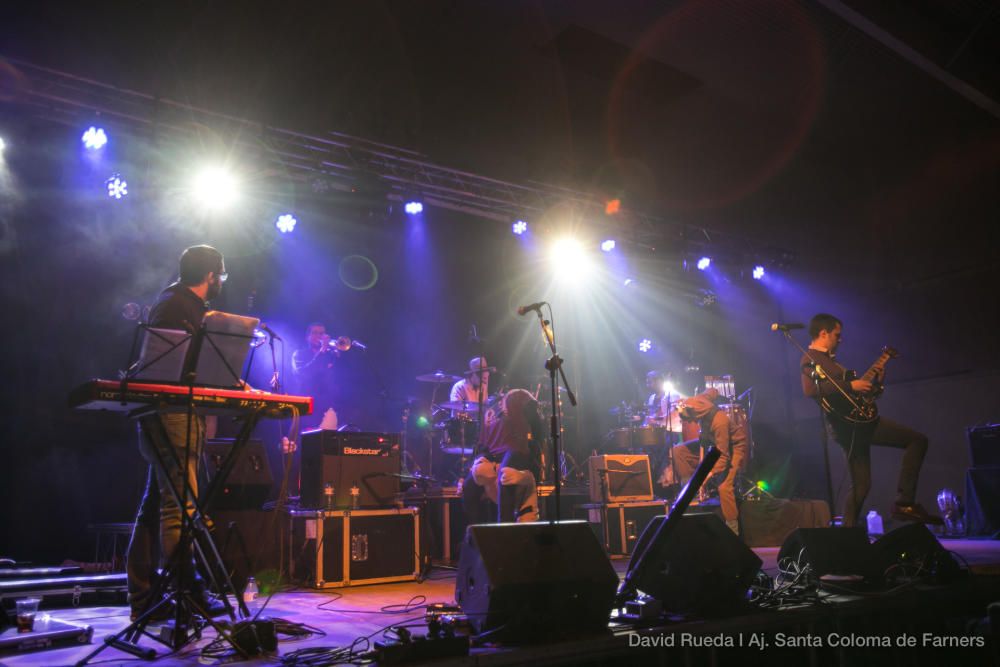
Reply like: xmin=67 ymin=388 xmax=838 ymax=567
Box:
xmin=203 ymin=439 xmax=274 ymax=510
xmin=968 ymin=425 xmax=1000 ymax=467
xmin=871 ymin=523 xmax=962 ymax=583
xmin=778 ymin=527 xmax=878 ymax=581
xmin=625 ymin=513 xmax=761 ymax=615
xmin=454 ymin=521 xmax=617 ymax=642
xmin=300 ymin=430 xmax=400 ymax=509
xmin=588 ymin=454 xmax=653 ymax=502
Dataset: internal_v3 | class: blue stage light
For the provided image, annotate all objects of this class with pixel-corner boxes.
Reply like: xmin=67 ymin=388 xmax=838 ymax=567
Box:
xmin=512 ymin=220 xmax=528 ymax=235
xmin=752 ymin=265 xmax=765 ymax=280
xmin=82 ymin=126 xmax=108 ymax=151
xmin=276 ymin=213 xmax=298 ymax=233
xmin=697 ymin=256 xmax=711 ymax=271
xmin=638 ymin=338 xmax=652 ymax=353
xmin=106 ymin=175 xmax=128 ymax=199
xmin=601 ymin=239 xmax=616 ymax=252
xmin=404 ymin=201 xmax=424 ymax=215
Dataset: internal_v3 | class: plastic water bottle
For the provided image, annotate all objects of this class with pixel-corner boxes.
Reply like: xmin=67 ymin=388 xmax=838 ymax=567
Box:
xmin=866 ymin=509 xmax=884 ymax=537
xmin=243 ymin=576 xmax=260 ymax=615
xmin=324 ymin=483 xmax=335 ymax=511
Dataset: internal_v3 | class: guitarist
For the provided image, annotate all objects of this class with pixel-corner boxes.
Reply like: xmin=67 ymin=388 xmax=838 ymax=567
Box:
xmin=801 ymin=313 xmax=941 ymax=527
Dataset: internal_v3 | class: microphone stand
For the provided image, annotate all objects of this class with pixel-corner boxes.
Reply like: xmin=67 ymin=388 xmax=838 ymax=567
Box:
xmin=778 ymin=331 xmax=836 ymax=524
xmin=530 ymin=305 xmax=577 ymax=521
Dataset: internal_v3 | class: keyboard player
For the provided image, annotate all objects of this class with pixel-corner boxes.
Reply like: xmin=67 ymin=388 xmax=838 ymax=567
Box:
xmin=125 ymin=244 xmax=228 ymax=621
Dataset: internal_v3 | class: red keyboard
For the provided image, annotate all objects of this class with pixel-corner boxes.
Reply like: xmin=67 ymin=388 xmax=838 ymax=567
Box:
xmin=69 ymin=379 xmax=313 ymax=417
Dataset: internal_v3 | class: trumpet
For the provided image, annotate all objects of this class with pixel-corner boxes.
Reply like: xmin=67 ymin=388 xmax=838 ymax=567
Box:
xmin=327 ymin=336 xmax=367 ymax=352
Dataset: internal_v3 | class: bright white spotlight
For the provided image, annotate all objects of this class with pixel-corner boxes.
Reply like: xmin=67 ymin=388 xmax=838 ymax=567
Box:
xmin=82 ymin=126 xmax=108 ymax=151
xmin=601 ymin=239 xmax=616 ymax=252
xmin=549 ymin=237 xmax=594 ymax=283
xmin=512 ymin=220 xmax=528 ymax=235
xmin=638 ymin=339 xmax=653 ymax=353
xmin=752 ymin=265 xmax=765 ymax=280
xmin=192 ymin=166 xmax=239 ymax=210
xmin=404 ymin=201 xmax=424 ymax=215
xmin=106 ymin=175 xmax=128 ymax=199
xmin=0 ymin=137 xmax=6 ymax=152
xmin=697 ymin=256 xmax=711 ymax=271
xmin=276 ymin=213 xmax=297 ymax=233
xmin=662 ymin=381 xmax=678 ymax=395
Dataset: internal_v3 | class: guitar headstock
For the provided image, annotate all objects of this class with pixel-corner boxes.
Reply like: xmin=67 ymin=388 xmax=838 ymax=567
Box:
xmin=881 ymin=346 xmax=900 ymax=359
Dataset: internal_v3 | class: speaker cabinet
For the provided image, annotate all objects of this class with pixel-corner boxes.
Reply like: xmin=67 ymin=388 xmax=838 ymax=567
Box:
xmin=968 ymin=425 xmax=1000 ymax=467
xmin=300 ymin=430 xmax=400 ymax=509
xmin=627 ymin=513 xmax=761 ymax=614
xmin=872 ymin=523 xmax=962 ymax=583
xmin=455 ymin=521 xmax=617 ymax=642
xmin=587 ymin=454 xmax=653 ymax=502
xmin=778 ymin=527 xmax=878 ymax=581
xmin=213 ymin=509 xmax=285 ymax=591
xmin=203 ymin=439 xmax=274 ymax=510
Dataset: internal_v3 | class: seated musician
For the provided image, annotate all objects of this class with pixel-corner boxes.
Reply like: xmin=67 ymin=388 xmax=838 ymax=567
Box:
xmin=464 ymin=389 xmax=542 ymax=523
xmin=672 ymin=388 xmax=748 ymax=534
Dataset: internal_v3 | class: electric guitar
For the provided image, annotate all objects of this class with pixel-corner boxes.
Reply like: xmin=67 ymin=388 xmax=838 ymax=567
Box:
xmin=819 ymin=346 xmax=899 ymax=424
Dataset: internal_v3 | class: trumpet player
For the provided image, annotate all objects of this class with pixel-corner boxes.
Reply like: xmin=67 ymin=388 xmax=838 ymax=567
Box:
xmin=292 ymin=322 xmax=342 ymax=429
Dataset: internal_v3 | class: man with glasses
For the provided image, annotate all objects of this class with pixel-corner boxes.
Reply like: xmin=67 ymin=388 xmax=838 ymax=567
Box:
xmin=126 ymin=245 xmax=228 ymax=621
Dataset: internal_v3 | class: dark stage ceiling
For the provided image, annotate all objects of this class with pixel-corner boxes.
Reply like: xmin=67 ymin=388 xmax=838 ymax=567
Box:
xmin=2 ymin=0 xmax=998 ymax=281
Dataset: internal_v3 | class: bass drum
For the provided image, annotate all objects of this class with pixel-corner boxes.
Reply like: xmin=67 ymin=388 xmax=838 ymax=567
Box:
xmin=632 ymin=425 xmax=667 ymax=447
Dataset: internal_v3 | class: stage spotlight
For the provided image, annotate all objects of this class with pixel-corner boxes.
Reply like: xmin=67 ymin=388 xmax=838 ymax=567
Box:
xmin=605 ymin=198 xmax=621 ymax=215
xmin=697 ymin=256 xmax=711 ymax=271
xmin=512 ymin=220 xmax=528 ymax=235
xmin=756 ymin=480 xmax=770 ymax=492
xmin=106 ymin=175 xmax=128 ymax=199
xmin=0 ymin=136 xmax=5 ymax=152
xmin=638 ymin=338 xmax=652 ymax=353
xmin=275 ymin=213 xmax=298 ymax=233
xmin=549 ymin=237 xmax=594 ymax=282
xmin=404 ymin=200 xmax=424 ymax=215
xmin=416 ymin=415 xmax=430 ymax=429
xmin=82 ymin=126 xmax=108 ymax=151
xmin=662 ymin=381 xmax=677 ymax=395
xmin=191 ymin=166 xmax=239 ymax=210
xmin=752 ymin=265 xmax=765 ymax=280
xmin=601 ymin=239 xmax=616 ymax=252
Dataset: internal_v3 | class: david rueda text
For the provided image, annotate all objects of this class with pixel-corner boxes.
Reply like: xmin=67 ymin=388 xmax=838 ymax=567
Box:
xmin=629 ymin=632 xmax=985 ymax=650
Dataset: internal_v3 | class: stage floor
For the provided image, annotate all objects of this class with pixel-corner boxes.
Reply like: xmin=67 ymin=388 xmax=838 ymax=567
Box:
xmin=2 ymin=538 xmax=999 ymax=666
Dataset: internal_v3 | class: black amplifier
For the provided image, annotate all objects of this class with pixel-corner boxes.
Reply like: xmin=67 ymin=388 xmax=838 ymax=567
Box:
xmin=300 ymin=430 xmax=401 ymax=509
xmin=968 ymin=424 xmax=1000 ymax=468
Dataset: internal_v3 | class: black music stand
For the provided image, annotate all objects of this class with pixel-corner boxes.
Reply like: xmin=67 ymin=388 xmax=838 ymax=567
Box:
xmin=77 ymin=318 xmax=263 ymax=665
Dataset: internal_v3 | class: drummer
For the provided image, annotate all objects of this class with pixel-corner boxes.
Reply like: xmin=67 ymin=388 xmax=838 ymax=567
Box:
xmin=450 ymin=356 xmax=494 ymax=417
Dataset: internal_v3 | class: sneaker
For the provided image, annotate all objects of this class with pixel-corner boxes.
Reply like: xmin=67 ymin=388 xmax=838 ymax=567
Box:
xmin=891 ymin=502 xmax=944 ymax=525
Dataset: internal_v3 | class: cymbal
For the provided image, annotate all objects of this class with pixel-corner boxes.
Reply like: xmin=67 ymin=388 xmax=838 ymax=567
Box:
xmin=436 ymin=400 xmax=485 ymax=412
xmin=416 ymin=370 xmax=461 ymax=383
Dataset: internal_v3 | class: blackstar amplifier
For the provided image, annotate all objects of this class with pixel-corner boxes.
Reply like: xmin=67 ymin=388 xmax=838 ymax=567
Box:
xmin=587 ymin=454 xmax=653 ymax=502
xmin=301 ymin=431 xmax=401 ymax=509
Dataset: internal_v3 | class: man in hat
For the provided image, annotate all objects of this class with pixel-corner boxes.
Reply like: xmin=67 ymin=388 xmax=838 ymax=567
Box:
xmin=672 ymin=388 xmax=748 ymax=534
xmin=449 ymin=356 xmax=492 ymax=409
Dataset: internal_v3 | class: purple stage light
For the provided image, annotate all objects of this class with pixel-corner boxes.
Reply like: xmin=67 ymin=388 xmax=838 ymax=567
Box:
xmin=601 ymin=239 xmax=616 ymax=252
xmin=512 ymin=220 xmax=528 ymax=235
xmin=82 ymin=126 xmax=108 ymax=150
xmin=697 ymin=256 xmax=711 ymax=271
xmin=106 ymin=175 xmax=128 ymax=199
xmin=752 ymin=265 xmax=765 ymax=280
xmin=638 ymin=338 xmax=652 ymax=353
xmin=404 ymin=201 xmax=424 ymax=215
xmin=275 ymin=213 xmax=297 ymax=233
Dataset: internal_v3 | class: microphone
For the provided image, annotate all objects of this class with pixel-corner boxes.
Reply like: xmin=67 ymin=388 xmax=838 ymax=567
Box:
xmin=259 ymin=323 xmax=282 ymax=341
xmin=517 ymin=301 xmax=547 ymax=316
xmin=770 ymin=322 xmax=804 ymax=332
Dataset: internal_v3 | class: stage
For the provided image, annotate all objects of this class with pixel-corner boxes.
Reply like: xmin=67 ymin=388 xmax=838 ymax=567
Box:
xmin=2 ymin=538 xmax=997 ymax=666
